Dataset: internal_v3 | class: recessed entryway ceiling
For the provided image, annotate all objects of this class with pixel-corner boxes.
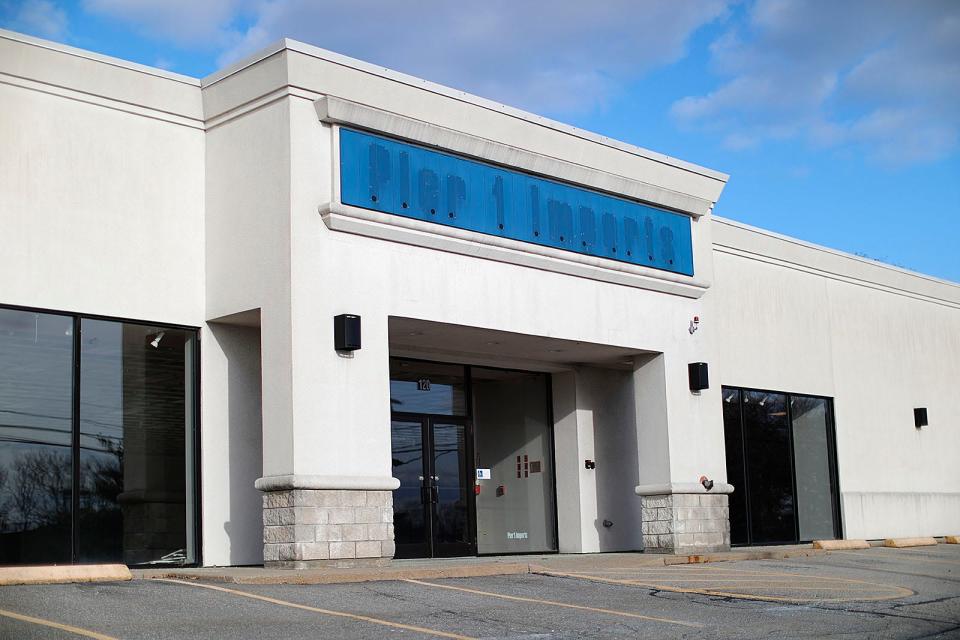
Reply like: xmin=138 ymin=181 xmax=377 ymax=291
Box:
xmin=389 ymin=317 xmax=649 ymax=371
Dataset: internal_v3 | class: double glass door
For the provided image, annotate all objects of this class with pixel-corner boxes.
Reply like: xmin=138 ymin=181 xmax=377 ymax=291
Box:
xmin=391 ymin=414 xmax=475 ymax=559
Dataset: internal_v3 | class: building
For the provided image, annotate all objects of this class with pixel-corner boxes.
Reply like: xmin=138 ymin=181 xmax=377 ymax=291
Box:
xmin=0 ymin=29 xmax=957 ymax=568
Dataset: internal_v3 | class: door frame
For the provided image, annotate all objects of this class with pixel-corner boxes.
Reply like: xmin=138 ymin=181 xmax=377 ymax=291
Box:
xmin=391 ymin=412 xmax=477 ymax=558
xmin=722 ymin=385 xmax=843 ymax=546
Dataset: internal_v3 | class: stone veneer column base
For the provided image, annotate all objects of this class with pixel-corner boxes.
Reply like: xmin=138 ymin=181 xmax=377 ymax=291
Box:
xmin=640 ymin=492 xmax=731 ymax=554
xmin=261 ymin=489 xmax=395 ymax=567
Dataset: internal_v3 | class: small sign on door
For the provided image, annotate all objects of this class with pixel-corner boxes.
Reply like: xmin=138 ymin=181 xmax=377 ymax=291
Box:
xmin=476 ymin=468 xmax=491 ymax=480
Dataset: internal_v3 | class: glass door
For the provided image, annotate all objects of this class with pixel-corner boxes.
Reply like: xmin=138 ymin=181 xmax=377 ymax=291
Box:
xmin=391 ymin=418 xmax=430 ymax=559
xmin=391 ymin=415 xmax=475 ymax=558
xmin=429 ymin=418 xmax=474 ymax=557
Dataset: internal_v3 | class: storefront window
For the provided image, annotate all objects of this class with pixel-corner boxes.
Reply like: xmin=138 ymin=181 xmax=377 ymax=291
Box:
xmin=78 ymin=320 xmax=196 ymax=565
xmin=791 ymin=396 xmax=836 ymax=541
xmin=0 ymin=309 xmax=74 ymax=564
xmin=0 ymin=307 xmax=198 ymax=566
xmin=473 ymin=368 xmax=556 ymax=554
xmin=742 ymin=391 xmax=795 ymax=544
xmin=722 ymin=386 xmax=839 ymax=546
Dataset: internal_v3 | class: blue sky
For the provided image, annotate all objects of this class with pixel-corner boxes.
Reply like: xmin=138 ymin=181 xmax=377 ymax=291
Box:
xmin=3 ymin=0 xmax=958 ymax=282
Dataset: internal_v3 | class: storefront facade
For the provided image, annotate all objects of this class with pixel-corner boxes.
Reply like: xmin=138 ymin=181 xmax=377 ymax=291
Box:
xmin=1 ymin=29 xmax=957 ymax=567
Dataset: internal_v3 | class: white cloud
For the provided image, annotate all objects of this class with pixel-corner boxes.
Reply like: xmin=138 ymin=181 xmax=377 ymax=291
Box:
xmin=79 ymin=0 xmax=731 ymax=115
xmin=671 ymin=0 xmax=960 ymax=167
xmin=3 ymin=0 xmax=68 ymax=38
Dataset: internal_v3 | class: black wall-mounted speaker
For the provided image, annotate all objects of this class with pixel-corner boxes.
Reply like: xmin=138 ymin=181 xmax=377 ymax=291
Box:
xmin=688 ymin=362 xmax=709 ymax=391
xmin=334 ymin=314 xmax=361 ymax=351
xmin=914 ymin=407 xmax=928 ymax=428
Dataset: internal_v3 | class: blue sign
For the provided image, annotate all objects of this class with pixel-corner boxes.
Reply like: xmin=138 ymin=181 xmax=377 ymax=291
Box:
xmin=339 ymin=128 xmax=694 ymax=276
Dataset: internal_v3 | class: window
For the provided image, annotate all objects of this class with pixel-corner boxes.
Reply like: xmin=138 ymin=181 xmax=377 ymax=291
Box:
xmin=722 ymin=386 xmax=840 ymax=545
xmin=0 ymin=309 xmax=73 ymax=564
xmin=0 ymin=307 xmax=199 ymax=566
xmin=389 ymin=359 xmax=466 ymax=416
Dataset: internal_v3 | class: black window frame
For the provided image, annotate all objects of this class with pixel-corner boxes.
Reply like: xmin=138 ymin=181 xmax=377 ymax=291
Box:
xmin=722 ymin=384 xmax=843 ymax=546
xmin=0 ymin=302 xmax=202 ymax=567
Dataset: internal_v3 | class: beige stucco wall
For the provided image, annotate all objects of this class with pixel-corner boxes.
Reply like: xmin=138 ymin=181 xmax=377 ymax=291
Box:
xmin=0 ymin=33 xmax=204 ymax=325
xmin=711 ymin=217 xmax=960 ymax=539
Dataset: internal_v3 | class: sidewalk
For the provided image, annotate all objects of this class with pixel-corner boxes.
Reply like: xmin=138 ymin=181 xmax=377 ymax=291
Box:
xmin=133 ymin=545 xmax=825 ymax=585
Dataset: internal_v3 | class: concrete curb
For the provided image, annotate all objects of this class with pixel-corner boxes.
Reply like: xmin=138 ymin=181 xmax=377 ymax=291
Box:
xmin=813 ymin=539 xmax=870 ymax=550
xmin=137 ymin=563 xmax=532 ymax=585
xmin=0 ymin=564 xmax=132 ymax=586
xmin=883 ymin=537 xmax=938 ymax=548
xmin=135 ymin=547 xmax=827 ymax=585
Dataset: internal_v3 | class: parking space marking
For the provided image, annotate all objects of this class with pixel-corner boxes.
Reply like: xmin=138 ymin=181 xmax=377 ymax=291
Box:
xmin=0 ymin=608 xmax=118 ymax=639
xmin=155 ymin=578 xmax=474 ymax=639
xmin=538 ymin=569 xmax=913 ymax=604
xmin=836 ymin=550 xmax=960 ymax=566
xmin=404 ymin=579 xmax=701 ymax=628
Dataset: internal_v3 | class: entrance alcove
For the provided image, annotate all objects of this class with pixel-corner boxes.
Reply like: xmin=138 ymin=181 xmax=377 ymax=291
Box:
xmin=387 ymin=317 xmax=649 ymax=558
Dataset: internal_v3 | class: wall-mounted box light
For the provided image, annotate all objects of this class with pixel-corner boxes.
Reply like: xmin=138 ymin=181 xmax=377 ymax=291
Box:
xmin=334 ymin=314 xmax=361 ymax=351
xmin=688 ymin=362 xmax=709 ymax=392
xmin=914 ymin=407 xmax=928 ymax=428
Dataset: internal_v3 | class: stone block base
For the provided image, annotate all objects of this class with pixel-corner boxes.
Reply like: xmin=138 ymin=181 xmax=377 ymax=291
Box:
xmin=641 ymin=493 xmax=730 ymax=554
xmin=261 ymin=489 xmax=395 ymax=565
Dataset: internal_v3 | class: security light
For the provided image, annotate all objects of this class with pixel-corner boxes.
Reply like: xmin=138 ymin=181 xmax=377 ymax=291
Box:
xmin=688 ymin=362 xmax=709 ymax=391
xmin=334 ymin=314 xmax=361 ymax=351
xmin=150 ymin=331 xmax=165 ymax=348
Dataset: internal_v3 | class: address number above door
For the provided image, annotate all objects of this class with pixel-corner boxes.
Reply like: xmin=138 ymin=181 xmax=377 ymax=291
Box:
xmin=338 ymin=128 xmax=694 ymax=276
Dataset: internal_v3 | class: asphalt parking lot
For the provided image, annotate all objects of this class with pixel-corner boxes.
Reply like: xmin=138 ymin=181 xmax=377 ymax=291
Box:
xmin=1 ymin=545 xmax=958 ymax=639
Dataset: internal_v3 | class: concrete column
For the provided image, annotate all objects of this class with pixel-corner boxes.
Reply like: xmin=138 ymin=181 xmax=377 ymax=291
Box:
xmin=250 ymin=109 xmax=401 ymax=565
xmin=632 ymin=353 xmax=733 ymax=554
xmin=255 ymin=303 xmax=398 ymax=565
xmin=552 ymin=370 xmax=596 ymax=553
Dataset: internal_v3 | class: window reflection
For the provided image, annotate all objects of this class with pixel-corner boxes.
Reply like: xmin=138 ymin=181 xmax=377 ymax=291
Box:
xmin=721 ymin=388 xmax=749 ymax=545
xmin=0 ymin=307 xmax=197 ymax=566
xmin=79 ymin=320 xmax=194 ymax=565
xmin=390 ymin=420 xmax=425 ymax=547
xmin=389 ymin=359 xmax=466 ymax=415
xmin=432 ymin=422 xmax=469 ymax=546
xmin=0 ymin=309 xmax=73 ymax=564
xmin=743 ymin=391 xmax=795 ymax=543
xmin=722 ymin=387 xmax=838 ymax=546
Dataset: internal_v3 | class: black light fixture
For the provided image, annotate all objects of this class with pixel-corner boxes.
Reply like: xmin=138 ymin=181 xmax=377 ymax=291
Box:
xmin=333 ymin=314 xmax=361 ymax=351
xmin=914 ymin=407 xmax=928 ymax=428
xmin=688 ymin=362 xmax=709 ymax=392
